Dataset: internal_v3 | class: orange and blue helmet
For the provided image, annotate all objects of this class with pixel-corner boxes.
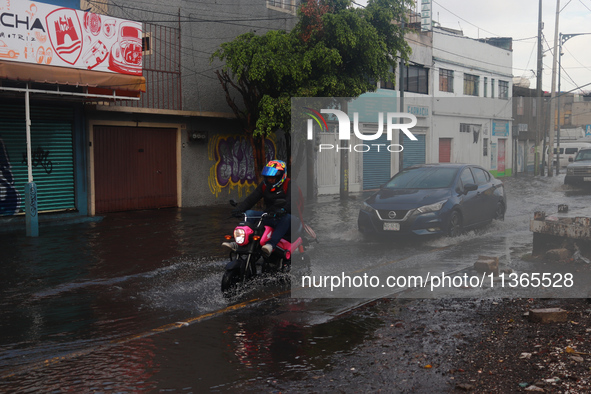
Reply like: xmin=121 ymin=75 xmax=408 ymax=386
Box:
xmin=262 ymin=160 xmax=287 ymax=191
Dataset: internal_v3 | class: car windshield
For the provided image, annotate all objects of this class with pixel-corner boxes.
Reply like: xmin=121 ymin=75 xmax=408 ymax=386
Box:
xmin=575 ymin=150 xmax=591 ymax=161
xmin=384 ymin=167 xmax=458 ymax=189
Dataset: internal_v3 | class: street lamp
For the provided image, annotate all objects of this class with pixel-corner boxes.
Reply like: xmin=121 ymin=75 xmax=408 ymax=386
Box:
xmin=556 ymin=32 xmax=591 ymax=175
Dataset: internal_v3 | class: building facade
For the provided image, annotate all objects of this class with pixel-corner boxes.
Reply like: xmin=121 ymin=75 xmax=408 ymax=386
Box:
xmin=315 ymin=24 xmax=514 ymax=195
xmin=0 ymin=0 xmax=300 ymax=223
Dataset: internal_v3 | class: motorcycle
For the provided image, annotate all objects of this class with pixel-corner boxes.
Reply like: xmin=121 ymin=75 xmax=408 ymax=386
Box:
xmin=221 ymin=200 xmax=307 ymax=295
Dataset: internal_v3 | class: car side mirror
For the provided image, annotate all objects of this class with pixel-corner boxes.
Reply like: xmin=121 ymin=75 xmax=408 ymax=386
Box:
xmin=569 ymin=157 xmax=574 ymax=162
xmin=463 ymin=183 xmax=478 ymax=194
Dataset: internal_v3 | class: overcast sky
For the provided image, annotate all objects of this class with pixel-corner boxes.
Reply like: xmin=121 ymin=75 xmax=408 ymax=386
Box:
xmin=429 ymin=0 xmax=591 ymax=94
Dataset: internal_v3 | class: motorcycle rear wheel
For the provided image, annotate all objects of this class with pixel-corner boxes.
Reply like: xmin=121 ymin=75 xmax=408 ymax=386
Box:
xmin=221 ymin=269 xmax=241 ymax=295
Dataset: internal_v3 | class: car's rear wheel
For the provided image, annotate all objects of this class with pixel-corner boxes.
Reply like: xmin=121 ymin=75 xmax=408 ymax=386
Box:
xmin=494 ymin=202 xmax=505 ymax=221
xmin=447 ymin=210 xmax=462 ymax=237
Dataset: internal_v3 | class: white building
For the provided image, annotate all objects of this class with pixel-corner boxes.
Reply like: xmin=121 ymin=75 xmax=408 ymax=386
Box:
xmin=431 ymin=29 xmax=513 ymax=178
xmin=315 ymin=25 xmax=513 ymax=195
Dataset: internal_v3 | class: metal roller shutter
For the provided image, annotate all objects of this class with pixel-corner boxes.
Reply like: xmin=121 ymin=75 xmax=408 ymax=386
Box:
xmin=363 ymin=134 xmax=391 ymax=190
xmin=0 ymin=104 xmax=75 ymax=216
xmin=402 ymin=134 xmax=426 ymax=169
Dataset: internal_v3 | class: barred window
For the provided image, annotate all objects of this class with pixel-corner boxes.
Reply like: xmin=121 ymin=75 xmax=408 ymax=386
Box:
xmin=403 ymin=64 xmax=429 ymax=94
xmin=439 ymin=69 xmax=454 ymax=92
xmin=463 ymin=74 xmax=479 ymax=96
xmin=266 ymin=0 xmax=299 ymax=14
xmin=499 ymin=80 xmax=509 ymax=99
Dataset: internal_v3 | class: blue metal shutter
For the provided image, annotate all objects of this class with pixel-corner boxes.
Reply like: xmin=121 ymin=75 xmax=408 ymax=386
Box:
xmin=363 ymin=134 xmax=391 ymax=190
xmin=402 ymin=134 xmax=426 ymax=169
xmin=0 ymin=104 xmax=75 ymax=216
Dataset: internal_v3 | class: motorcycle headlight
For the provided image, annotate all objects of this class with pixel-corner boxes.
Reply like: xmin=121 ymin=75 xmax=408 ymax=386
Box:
xmin=234 ymin=228 xmax=246 ymax=245
xmin=416 ymin=200 xmax=448 ymax=214
xmin=361 ymin=202 xmax=376 ymax=214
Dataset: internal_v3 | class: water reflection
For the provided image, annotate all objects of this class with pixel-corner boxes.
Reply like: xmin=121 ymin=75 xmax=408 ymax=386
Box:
xmin=2 ymin=175 xmax=591 ymax=390
xmin=0 ymin=207 xmax=234 ymax=374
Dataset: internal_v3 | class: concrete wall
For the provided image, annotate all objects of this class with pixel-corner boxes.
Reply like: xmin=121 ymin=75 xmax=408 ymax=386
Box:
xmin=86 ymin=1 xmax=299 ymax=207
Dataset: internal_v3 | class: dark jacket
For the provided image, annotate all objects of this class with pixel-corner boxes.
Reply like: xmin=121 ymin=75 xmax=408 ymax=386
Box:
xmin=237 ymin=179 xmax=291 ymax=214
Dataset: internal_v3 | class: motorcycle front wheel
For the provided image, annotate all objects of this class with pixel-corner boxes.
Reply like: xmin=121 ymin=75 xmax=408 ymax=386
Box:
xmin=221 ymin=269 xmax=241 ymax=295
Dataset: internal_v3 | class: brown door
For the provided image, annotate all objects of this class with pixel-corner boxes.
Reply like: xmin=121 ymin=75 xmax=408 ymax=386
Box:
xmin=94 ymin=126 xmax=177 ymax=213
xmin=439 ymin=138 xmax=452 ymax=163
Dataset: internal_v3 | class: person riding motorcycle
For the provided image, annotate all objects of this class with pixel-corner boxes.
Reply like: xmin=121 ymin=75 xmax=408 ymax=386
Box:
xmin=223 ymin=160 xmax=293 ymax=256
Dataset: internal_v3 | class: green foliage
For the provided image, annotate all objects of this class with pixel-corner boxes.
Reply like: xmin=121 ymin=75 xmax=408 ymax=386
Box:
xmin=211 ymin=0 xmax=413 ymax=142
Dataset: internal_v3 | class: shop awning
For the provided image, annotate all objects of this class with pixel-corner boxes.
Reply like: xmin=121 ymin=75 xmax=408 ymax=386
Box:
xmin=0 ymin=61 xmax=146 ymax=97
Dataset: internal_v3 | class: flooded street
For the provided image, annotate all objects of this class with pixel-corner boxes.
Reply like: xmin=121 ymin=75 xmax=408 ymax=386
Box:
xmin=1 ymin=174 xmax=590 ymax=392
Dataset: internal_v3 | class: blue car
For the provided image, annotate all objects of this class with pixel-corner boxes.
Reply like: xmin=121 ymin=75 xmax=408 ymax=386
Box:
xmin=357 ymin=163 xmax=506 ymax=237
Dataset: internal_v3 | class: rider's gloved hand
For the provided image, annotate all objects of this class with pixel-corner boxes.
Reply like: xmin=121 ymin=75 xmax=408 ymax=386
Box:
xmin=231 ymin=209 xmax=243 ymax=218
xmin=268 ymin=207 xmax=286 ymax=218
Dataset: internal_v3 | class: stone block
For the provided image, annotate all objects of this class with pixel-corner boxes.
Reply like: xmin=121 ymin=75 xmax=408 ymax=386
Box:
xmin=544 ymin=248 xmax=572 ymax=262
xmin=528 ymin=308 xmax=568 ymax=323
xmin=474 ymin=256 xmax=499 ymax=274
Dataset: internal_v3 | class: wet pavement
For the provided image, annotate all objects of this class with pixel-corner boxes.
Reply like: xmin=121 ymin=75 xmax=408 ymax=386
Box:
xmin=1 ymin=173 xmax=591 ymax=392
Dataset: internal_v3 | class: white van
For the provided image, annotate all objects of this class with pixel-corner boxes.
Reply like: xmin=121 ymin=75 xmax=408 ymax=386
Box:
xmin=545 ymin=142 xmax=591 ymax=168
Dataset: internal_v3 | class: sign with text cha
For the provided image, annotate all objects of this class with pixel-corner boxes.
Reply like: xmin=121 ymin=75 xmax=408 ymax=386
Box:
xmin=0 ymin=0 xmax=142 ymax=75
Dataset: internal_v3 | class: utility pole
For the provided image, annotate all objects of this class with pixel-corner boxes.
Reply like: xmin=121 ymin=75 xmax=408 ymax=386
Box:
xmin=535 ymin=0 xmax=543 ymax=176
xmin=339 ymin=98 xmax=349 ymax=199
xmin=548 ymin=0 xmax=560 ymax=177
xmin=399 ymin=60 xmax=405 ymax=172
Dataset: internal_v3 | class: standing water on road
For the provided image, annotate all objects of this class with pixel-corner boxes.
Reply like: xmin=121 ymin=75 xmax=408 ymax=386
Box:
xmin=1 ymin=174 xmax=590 ymax=391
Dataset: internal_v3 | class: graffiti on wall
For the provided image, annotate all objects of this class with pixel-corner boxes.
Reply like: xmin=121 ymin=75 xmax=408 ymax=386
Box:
xmin=208 ymin=134 xmax=276 ymax=197
xmin=21 ymin=147 xmax=53 ymax=174
xmin=0 ymin=138 xmax=21 ymax=215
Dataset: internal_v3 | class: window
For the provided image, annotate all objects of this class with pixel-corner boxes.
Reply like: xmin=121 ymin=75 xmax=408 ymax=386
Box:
xmin=460 ymin=123 xmax=481 ymax=133
xmin=499 ymin=80 xmax=509 ymax=99
xmin=379 ymin=66 xmax=395 ymax=90
xmin=267 ymin=0 xmax=299 ymax=14
xmin=380 ymin=78 xmax=395 ymax=90
xmin=517 ymin=96 xmax=524 ymax=115
xmin=403 ymin=64 xmax=429 ymax=94
xmin=491 ymin=78 xmax=495 ymax=97
xmin=460 ymin=168 xmax=475 ymax=187
xmin=439 ymin=69 xmax=454 ymax=92
xmin=472 ymin=167 xmax=490 ymax=185
xmin=463 ymin=74 xmax=479 ymax=96
xmin=484 ymin=77 xmax=488 ymax=97
xmin=142 ymin=33 xmax=152 ymax=55
xmin=483 ymin=138 xmax=488 ymax=156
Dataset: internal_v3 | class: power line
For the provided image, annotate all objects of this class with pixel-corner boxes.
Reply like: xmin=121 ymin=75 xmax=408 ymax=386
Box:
xmin=432 ymin=0 xmax=500 ymax=37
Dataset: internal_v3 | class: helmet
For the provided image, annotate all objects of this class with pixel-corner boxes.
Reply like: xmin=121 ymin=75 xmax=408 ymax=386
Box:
xmin=262 ymin=160 xmax=287 ymax=191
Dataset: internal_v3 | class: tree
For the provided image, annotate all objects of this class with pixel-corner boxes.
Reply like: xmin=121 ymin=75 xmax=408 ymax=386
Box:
xmin=211 ymin=0 xmax=412 ymax=180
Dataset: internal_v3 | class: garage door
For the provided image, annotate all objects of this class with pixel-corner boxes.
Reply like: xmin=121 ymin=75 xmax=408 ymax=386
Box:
xmin=94 ymin=126 xmax=177 ymax=213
